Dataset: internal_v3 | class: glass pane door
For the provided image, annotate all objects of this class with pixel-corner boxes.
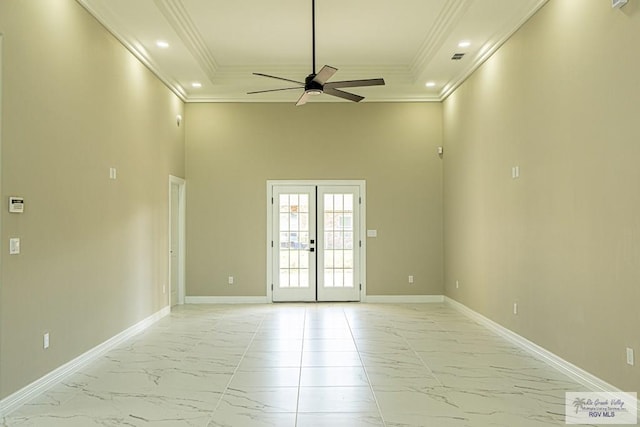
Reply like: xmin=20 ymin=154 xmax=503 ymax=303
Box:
xmin=272 ymin=186 xmax=316 ymax=302
xmin=317 ymin=186 xmax=360 ymax=301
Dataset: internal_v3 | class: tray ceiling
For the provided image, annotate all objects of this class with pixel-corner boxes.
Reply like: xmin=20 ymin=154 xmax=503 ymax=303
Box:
xmin=78 ymin=0 xmax=548 ymax=103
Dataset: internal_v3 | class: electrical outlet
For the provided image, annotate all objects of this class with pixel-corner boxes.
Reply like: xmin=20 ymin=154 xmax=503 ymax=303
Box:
xmin=513 ymin=303 xmax=518 ymax=315
xmin=228 ymin=276 xmax=234 ymax=285
xmin=456 ymin=280 xmax=459 ymax=289
xmin=408 ymin=275 xmax=414 ymax=284
xmin=627 ymin=348 xmax=635 ymax=366
xmin=44 ymin=332 xmax=50 ymax=349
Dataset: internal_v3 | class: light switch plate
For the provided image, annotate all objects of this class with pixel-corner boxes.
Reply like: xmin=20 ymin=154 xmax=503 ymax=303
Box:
xmin=367 ymin=230 xmax=377 ymax=238
xmin=9 ymin=238 xmax=20 ymax=255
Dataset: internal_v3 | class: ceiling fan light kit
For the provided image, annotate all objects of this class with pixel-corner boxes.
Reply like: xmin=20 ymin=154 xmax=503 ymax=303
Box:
xmin=248 ymin=0 xmax=385 ymax=106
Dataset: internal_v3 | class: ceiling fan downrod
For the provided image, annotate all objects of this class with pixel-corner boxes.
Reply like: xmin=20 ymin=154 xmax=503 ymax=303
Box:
xmin=312 ymin=0 xmax=316 ymax=75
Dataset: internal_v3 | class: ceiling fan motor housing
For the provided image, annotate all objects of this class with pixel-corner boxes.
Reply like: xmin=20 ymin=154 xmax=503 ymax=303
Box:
xmin=305 ymin=74 xmax=324 ymax=94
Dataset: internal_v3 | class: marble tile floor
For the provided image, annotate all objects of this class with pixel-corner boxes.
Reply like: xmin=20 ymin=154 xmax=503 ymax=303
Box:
xmin=2 ymin=303 xmax=600 ymax=427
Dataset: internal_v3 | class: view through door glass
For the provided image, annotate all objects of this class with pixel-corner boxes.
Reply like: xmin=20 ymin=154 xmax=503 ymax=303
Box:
xmin=272 ymin=184 xmax=360 ymax=302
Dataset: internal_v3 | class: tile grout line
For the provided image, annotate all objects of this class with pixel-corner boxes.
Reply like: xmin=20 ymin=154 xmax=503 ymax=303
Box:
xmin=208 ymin=308 xmax=268 ymax=416
xmin=345 ymin=306 xmax=388 ymax=427
xmin=394 ymin=314 xmax=447 ymax=388
xmin=293 ymin=307 xmax=307 ymax=427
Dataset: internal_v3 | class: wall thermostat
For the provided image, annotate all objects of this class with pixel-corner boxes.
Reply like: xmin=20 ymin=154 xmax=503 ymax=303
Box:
xmin=9 ymin=197 xmax=24 ymax=213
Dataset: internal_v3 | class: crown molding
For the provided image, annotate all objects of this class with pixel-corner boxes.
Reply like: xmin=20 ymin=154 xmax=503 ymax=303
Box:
xmin=439 ymin=0 xmax=549 ymax=100
xmin=409 ymin=0 xmax=473 ymax=81
xmin=214 ymin=64 xmax=413 ymax=83
xmin=153 ymin=0 xmax=219 ymax=84
xmin=76 ymin=0 xmax=187 ymax=101
xmin=184 ymin=95 xmax=443 ymax=104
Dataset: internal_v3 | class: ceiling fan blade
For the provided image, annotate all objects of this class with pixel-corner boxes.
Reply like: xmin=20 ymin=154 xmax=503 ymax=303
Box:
xmin=323 ymin=87 xmax=364 ymax=103
xmin=247 ymin=87 xmax=302 ymax=95
xmin=296 ymin=91 xmax=313 ymax=106
xmin=324 ymin=78 xmax=385 ymax=89
xmin=253 ymin=73 xmax=304 ymax=86
xmin=313 ymin=65 xmax=338 ymax=85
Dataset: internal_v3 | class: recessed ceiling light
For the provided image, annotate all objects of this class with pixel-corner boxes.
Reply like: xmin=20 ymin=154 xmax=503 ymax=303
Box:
xmin=156 ymin=40 xmax=170 ymax=48
xmin=458 ymin=40 xmax=471 ymax=48
xmin=425 ymin=82 xmax=436 ymax=88
xmin=191 ymin=82 xmax=202 ymax=88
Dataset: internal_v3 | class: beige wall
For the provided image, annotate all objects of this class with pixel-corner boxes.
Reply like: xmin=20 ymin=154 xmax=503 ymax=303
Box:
xmin=443 ymin=0 xmax=640 ymax=390
xmin=0 ymin=1 xmax=185 ymax=398
xmin=185 ymin=103 xmax=443 ymax=298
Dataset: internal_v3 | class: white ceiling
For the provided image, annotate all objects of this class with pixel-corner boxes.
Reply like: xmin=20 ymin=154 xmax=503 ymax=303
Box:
xmin=77 ymin=0 xmax=548 ymax=104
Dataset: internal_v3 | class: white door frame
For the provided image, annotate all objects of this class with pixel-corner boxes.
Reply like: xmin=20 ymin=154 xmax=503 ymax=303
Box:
xmin=266 ymin=180 xmax=367 ymax=302
xmin=169 ymin=175 xmax=186 ymax=305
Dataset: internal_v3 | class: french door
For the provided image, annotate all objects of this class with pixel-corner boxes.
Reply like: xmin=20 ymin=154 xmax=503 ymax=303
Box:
xmin=270 ymin=183 xmax=362 ymax=302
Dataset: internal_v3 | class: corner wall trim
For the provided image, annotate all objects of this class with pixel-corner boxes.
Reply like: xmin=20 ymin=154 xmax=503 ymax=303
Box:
xmin=365 ymin=295 xmax=445 ymax=303
xmin=185 ymin=296 xmax=269 ymax=304
xmin=0 ymin=306 xmax=170 ymax=417
xmin=445 ymin=297 xmax=634 ymax=397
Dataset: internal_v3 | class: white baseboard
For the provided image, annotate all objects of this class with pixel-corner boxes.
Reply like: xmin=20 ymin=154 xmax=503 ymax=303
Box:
xmin=365 ymin=295 xmax=445 ymax=303
xmin=445 ymin=297 xmax=634 ymax=396
xmin=184 ymin=295 xmax=445 ymax=304
xmin=185 ymin=296 xmax=269 ymax=304
xmin=0 ymin=306 xmax=170 ymax=417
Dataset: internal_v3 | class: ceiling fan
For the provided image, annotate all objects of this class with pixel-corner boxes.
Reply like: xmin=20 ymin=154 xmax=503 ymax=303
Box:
xmin=247 ymin=0 xmax=385 ymax=106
